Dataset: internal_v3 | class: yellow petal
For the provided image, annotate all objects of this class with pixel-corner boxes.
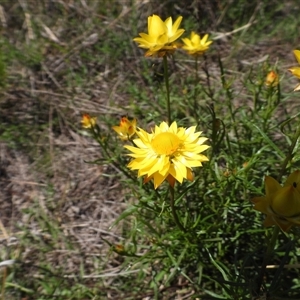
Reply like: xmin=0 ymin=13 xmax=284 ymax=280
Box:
xmin=252 ymin=196 xmax=270 ymax=214
xmin=263 ymin=215 xmax=277 ymax=227
xmin=168 ymin=163 xmax=183 ymax=183
xmin=191 ymin=32 xmax=200 ymax=44
xmin=271 ymin=185 xmax=300 ymax=217
xmin=263 ymin=215 xmax=293 ymax=232
xmin=148 ymin=15 xmax=166 ymax=37
xmin=182 ymin=38 xmax=192 ymax=48
xmin=285 ymin=170 xmax=300 ymax=191
xmin=168 ymin=29 xmax=185 ymax=43
xmin=171 ymin=16 xmax=183 ymax=33
xmin=265 ymin=71 xmax=279 ymax=86
xmin=293 ymin=50 xmax=300 ymax=65
xmin=152 ymin=172 xmax=168 ymax=189
xmin=166 ymin=174 xmax=176 ymax=188
xmin=285 ymin=214 xmax=300 ymax=225
xmin=81 ymin=114 xmax=96 ymax=128
xmin=273 ymin=217 xmax=293 ymax=232
xmin=112 ymin=117 xmax=137 ymax=140
xmin=186 ymin=168 xmax=194 ymax=181
xmin=264 ymin=176 xmax=281 ymax=197
xmin=289 ymin=67 xmax=300 ymax=79
xmin=163 ymin=16 xmax=184 ymax=43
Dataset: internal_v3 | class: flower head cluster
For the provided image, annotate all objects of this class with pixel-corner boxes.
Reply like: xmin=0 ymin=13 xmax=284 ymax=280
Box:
xmin=182 ymin=32 xmax=212 ymax=56
xmin=124 ymin=121 xmax=209 ymax=189
xmin=288 ymin=50 xmax=300 ymax=91
xmin=81 ymin=114 xmax=97 ymax=129
xmin=133 ymin=15 xmax=184 ymax=57
xmin=112 ymin=117 xmax=137 ymax=140
xmin=265 ymin=70 xmax=279 ymax=87
xmin=252 ymin=170 xmax=300 ymax=232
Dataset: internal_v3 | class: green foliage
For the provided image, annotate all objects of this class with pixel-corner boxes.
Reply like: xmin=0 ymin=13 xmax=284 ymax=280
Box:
xmin=2 ymin=0 xmax=300 ymax=299
xmin=93 ymin=51 xmax=300 ymax=298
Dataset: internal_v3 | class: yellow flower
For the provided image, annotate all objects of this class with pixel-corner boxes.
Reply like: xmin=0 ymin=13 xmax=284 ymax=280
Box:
xmin=81 ymin=114 xmax=96 ymax=129
xmin=113 ymin=244 xmax=125 ymax=254
xmin=182 ymin=32 xmax=213 ymax=56
xmin=133 ymin=15 xmax=184 ymax=57
xmin=265 ymin=70 xmax=279 ymax=87
xmin=112 ymin=117 xmax=137 ymax=140
xmin=252 ymin=170 xmax=300 ymax=232
xmin=288 ymin=50 xmax=300 ymax=91
xmin=124 ymin=121 xmax=209 ymax=189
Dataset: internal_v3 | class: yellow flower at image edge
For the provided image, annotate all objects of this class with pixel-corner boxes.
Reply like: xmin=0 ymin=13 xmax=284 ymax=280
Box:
xmin=112 ymin=117 xmax=137 ymax=140
xmin=288 ymin=50 xmax=300 ymax=91
xmin=252 ymin=170 xmax=300 ymax=232
xmin=133 ymin=15 xmax=184 ymax=57
xmin=125 ymin=121 xmax=209 ymax=189
xmin=81 ymin=114 xmax=96 ymax=129
xmin=182 ymin=32 xmax=213 ymax=55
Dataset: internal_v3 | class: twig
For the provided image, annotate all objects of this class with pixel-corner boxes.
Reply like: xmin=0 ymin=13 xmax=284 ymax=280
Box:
xmin=213 ymin=22 xmax=256 ymax=41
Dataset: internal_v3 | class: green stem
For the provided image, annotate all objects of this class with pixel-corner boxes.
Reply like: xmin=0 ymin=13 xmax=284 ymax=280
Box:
xmin=169 ymin=186 xmax=186 ymax=233
xmin=193 ymin=56 xmax=199 ymax=109
xmin=277 ymin=125 xmax=300 ymax=182
xmin=92 ymin=125 xmax=134 ymax=180
xmin=218 ymin=55 xmax=240 ymax=152
xmin=1 ymin=267 xmax=6 ymax=300
xmin=255 ymin=226 xmax=280 ymax=296
xmin=195 ymin=55 xmax=199 ymax=82
xmin=163 ymin=55 xmax=171 ymax=124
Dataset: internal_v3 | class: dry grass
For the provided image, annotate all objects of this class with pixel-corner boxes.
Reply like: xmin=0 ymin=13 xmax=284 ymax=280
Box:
xmin=1 ymin=0 xmax=300 ymax=298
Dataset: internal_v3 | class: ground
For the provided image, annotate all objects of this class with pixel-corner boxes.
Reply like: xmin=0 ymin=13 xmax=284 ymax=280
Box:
xmin=1 ymin=0 xmax=300 ymax=299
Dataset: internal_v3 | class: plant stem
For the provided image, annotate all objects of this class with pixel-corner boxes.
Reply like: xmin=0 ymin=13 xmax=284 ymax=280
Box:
xmin=254 ymin=111 xmax=300 ymax=295
xmin=278 ymin=125 xmax=300 ymax=182
xmin=218 ymin=55 xmax=240 ymax=152
xmin=1 ymin=267 xmax=6 ymax=300
xmin=169 ymin=186 xmax=186 ymax=233
xmin=163 ymin=55 xmax=171 ymax=124
xmin=193 ymin=56 xmax=199 ymax=109
xmin=195 ymin=55 xmax=199 ymax=82
xmin=254 ymin=226 xmax=280 ymax=296
xmin=92 ymin=125 xmax=134 ymax=180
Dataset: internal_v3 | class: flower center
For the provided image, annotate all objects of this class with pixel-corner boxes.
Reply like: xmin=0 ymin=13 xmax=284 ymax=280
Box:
xmin=151 ymin=132 xmax=180 ymax=156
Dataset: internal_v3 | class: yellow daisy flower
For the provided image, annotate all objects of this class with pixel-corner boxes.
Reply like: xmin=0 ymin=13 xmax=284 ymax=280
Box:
xmin=124 ymin=121 xmax=209 ymax=189
xmin=182 ymin=32 xmax=213 ymax=56
xmin=288 ymin=50 xmax=300 ymax=91
xmin=112 ymin=117 xmax=137 ymax=140
xmin=81 ymin=114 xmax=96 ymax=129
xmin=252 ymin=170 xmax=300 ymax=232
xmin=265 ymin=70 xmax=279 ymax=87
xmin=133 ymin=15 xmax=184 ymax=57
